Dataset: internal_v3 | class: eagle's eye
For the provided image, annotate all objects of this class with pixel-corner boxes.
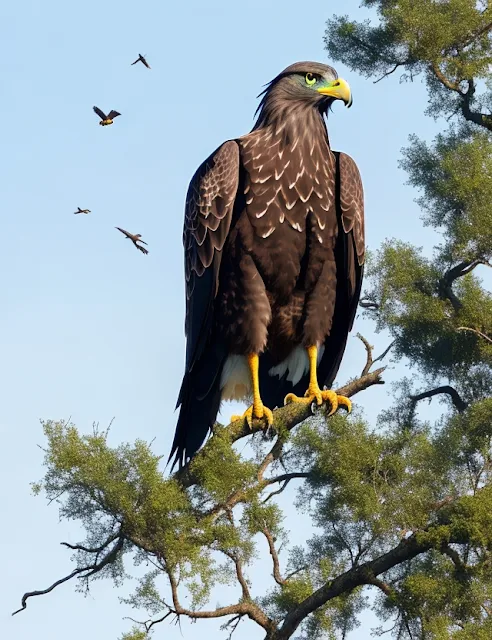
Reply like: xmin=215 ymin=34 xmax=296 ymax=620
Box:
xmin=305 ymin=73 xmax=317 ymax=86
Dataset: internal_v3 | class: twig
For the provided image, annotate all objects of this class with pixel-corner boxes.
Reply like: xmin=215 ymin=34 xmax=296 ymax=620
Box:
xmin=409 ymin=386 xmax=468 ymax=412
xmin=60 ymin=531 xmax=120 ymax=554
xmin=124 ymin=612 xmax=173 ymax=633
xmin=221 ymin=614 xmax=243 ymax=639
xmin=372 ymin=341 xmax=396 ymax=367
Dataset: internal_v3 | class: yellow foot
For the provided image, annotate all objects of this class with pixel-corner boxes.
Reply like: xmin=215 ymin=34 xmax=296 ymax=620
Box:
xmin=231 ymin=403 xmax=274 ymax=428
xmin=284 ymin=387 xmax=352 ymax=416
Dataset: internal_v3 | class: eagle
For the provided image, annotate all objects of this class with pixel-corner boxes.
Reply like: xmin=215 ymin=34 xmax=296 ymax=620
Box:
xmin=170 ymin=61 xmax=365 ymax=468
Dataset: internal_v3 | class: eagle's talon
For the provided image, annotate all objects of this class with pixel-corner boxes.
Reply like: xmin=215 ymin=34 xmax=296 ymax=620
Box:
xmin=285 ymin=387 xmax=351 ymax=416
xmin=231 ymin=404 xmax=274 ymax=429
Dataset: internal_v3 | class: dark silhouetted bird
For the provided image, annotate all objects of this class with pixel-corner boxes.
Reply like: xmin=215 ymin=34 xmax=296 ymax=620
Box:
xmin=131 ymin=53 xmax=151 ymax=69
xmin=74 ymin=207 xmax=91 ymax=214
xmin=93 ymin=106 xmax=121 ymax=126
xmin=115 ymin=227 xmax=149 ymax=254
xmin=170 ymin=61 xmax=365 ymax=468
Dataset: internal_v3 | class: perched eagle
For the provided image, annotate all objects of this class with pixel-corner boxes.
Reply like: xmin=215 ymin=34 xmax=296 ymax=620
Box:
xmin=170 ymin=61 xmax=365 ymax=468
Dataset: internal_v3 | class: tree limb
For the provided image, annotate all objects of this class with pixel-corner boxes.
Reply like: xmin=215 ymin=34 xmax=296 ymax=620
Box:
xmin=262 ymin=527 xmax=286 ymax=586
xmin=438 ymin=259 xmax=490 ymax=311
xmin=163 ymin=557 xmax=274 ymax=633
xmin=175 ymin=367 xmax=386 ymax=489
xmin=457 ymin=326 xmax=492 ymax=345
xmin=409 ymin=386 xmax=468 ymax=412
xmin=270 ymin=523 xmax=475 ymax=640
xmin=13 ymin=536 xmax=124 ymax=615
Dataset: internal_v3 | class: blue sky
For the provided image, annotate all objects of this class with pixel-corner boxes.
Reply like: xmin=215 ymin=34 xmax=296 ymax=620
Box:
xmin=1 ymin=0 xmax=469 ymax=638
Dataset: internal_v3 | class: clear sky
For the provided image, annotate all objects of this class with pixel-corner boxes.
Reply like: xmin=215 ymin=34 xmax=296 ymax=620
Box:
xmin=1 ymin=0 xmax=463 ymax=638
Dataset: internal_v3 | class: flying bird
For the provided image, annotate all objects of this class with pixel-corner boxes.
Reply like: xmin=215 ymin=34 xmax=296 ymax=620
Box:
xmin=170 ymin=62 xmax=365 ymax=468
xmin=115 ymin=227 xmax=149 ymax=254
xmin=93 ymin=106 xmax=121 ymax=126
xmin=131 ymin=53 xmax=151 ymax=69
xmin=74 ymin=207 xmax=91 ymax=214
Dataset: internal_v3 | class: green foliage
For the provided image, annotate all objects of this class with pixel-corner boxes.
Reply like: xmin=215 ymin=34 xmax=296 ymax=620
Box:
xmin=20 ymin=2 xmax=492 ymax=640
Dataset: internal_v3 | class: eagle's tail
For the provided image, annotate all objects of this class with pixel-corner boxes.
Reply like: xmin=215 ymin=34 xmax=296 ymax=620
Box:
xmin=168 ymin=345 xmax=226 ymax=471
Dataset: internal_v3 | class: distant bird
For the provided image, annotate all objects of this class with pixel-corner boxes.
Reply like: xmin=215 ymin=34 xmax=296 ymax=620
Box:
xmin=74 ymin=207 xmax=91 ymax=215
xmin=93 ymin=106 xmax=121 ymax=126
xmin=169 ymin=61 xmax=364 ymax=468
xmin=131 ymin=53 xmax=151 ymax=69
xmin=115 ymin=227 xmax=149 ymax=254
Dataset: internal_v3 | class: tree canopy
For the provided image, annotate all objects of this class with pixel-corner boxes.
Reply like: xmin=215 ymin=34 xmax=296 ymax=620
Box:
xmin=15 ymin=1 xmax=492 ymax=638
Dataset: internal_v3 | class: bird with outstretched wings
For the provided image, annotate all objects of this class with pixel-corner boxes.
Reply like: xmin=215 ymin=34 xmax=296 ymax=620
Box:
xmin=131 ymin=53 xmax=151 ymax=69
xmin=115 ymin=227 xmax=149 ymax=254
xmin=93 ymin=106 xmax=121 ymax=126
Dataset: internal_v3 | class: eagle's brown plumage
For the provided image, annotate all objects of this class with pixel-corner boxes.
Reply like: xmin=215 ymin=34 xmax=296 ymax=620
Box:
xmin=170 ymin=62 xmax=365 ymax=468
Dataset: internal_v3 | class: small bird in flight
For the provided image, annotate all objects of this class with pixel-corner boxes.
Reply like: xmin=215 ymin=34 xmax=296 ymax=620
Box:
xmin=93 ymin=106 xmax=121 ymax=126
xmin=131 ymin=53 xmax=151 ymax=69
xmin=74 ymin=207 xmax=91 ymax=214
xmin=115 ymin=227 xmax=149 ymax=254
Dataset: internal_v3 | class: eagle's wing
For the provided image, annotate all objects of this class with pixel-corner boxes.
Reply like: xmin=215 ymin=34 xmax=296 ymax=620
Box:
xmin=107 ymin=110 xmax=121 ymax=119
xmin=182 ymin=140 xmax=240 ymax=370
xmin=170 ymin=141 xmax=239 ymax=468
xmin=115 ymin=226 xmax=131 ymax=239
xmin=317 ymin=151 xmax=365 ymax=389
xmin=93 ymin=106 xmax=106 ymax=120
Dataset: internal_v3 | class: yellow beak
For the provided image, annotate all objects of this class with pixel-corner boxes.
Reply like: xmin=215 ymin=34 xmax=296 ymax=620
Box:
xmin=317 ymin=77 xmax=352 ymax=107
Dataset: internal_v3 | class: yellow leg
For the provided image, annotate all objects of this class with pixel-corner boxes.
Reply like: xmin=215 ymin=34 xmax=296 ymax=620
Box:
xmin=284 ymin=345 xmax=352 ymax=415
xmin=231 ymin=354 xmax=274 ymax=427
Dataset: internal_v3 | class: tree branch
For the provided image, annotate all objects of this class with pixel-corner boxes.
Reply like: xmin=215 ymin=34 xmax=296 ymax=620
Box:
xmin=13 ymin=536 xmax=125 ymax=615
xmin=438 ymin=259 xmax=490 ymax=311
xmin=357 ymin=333 xmax=374 ymax=376
xmin=163 ymin=557 xmax=274 ymax=633
xmin=271 ymin=523 xmax=475 ymax=640
xmin=409 ymin=386 xmax=468 ymax=412
xmin=262 ymin=527 xmax=286 ymax=586
xmin=457 ymin=326 xmax=492 ymax=345
xmin=175 ymin=367 xmax=386 ymax=489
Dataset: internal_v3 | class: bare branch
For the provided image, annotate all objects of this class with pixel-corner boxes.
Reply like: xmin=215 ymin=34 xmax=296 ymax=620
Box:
xmin=357 ymin=333 xmax=374 ymax=376
xmin=60 ymin=531 xmax=120 ymax=554
xmin=263 ymin=472 xmax=311 ymax=487
xmin=262 ymin=527 xmax=286 ymax=586
xmin=457 ymin=326 xmax=492 ymax=345
xmin=373 ymin=59 xmax=413 ymax=84
xmin=13 ymin=536 xmax=124 ymax=615
xmin=438 ymin=259 xmax=490 ymax=311
xmin=409 ymin=386 xmax=468 ymax=412
xmin=221 ymin=550 xmax=252 ymax=600
xmin=221 ymin=614 xmax=243 ymax=639
xmin=124 ymin=612 xmax=174 ymax=633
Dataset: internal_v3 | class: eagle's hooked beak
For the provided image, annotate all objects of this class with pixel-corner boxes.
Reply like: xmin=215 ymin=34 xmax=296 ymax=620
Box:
xmin=317 ymin=77 xmax=352 ymax=108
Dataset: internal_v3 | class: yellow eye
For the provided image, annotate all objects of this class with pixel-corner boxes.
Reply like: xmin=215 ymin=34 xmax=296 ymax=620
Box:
xmin=305 ymin=73 xmax=317 ymax=86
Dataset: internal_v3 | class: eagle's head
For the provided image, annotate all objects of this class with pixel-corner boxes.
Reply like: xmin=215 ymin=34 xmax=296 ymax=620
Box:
xmin=254 ymin=61 xmax=352 ymax=127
